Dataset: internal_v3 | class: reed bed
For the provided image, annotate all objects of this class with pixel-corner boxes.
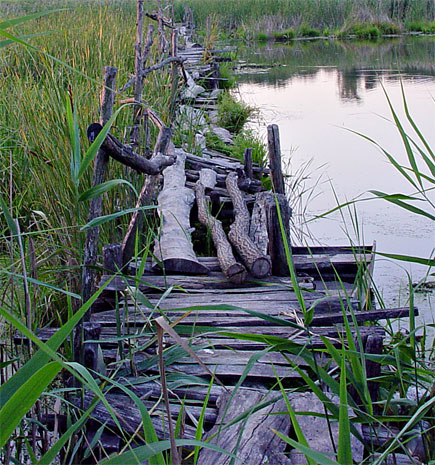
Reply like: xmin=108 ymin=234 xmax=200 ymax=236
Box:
xmin=174 ymin=0 xmax=435 ymax=39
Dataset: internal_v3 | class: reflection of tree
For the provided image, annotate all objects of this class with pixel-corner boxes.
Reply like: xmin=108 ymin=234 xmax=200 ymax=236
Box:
xmin=238 ymin=37 xmax=435 ymax=103
xmin=337 ymin=69 xmax=361 ymax=102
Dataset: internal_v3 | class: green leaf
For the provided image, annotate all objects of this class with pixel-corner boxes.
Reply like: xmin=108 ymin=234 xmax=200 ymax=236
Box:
xmin=66 ymin=93 xmax=80 ymax=188
xmin=79 ymin=179 xmax=138 ymax=202
xmin=78 ymin=103 xmax=132 ymax=179
xmin=0 ymin=269 xmax=81 ymax=299
xmin=0 ymin=277 xmax=110 ymax=408
xmin=375 ymin=251 xmax=435 ymax=267
xmin=0 ymin=10 xmax=65 ymax=30
xmin=369 ymin=190 xmax=435 ymax=221
xmin=0 ymin=192 xmax=18 ymax=238
xmin=80 ymin=205 xmax=157 ymax=230
xmin=337 ymin=356 xmax=352 ymax=464
xmin=99 ymin=439 xmax=239 ymax=465
xmin=0 ymin=361 xmax=62 ymax=448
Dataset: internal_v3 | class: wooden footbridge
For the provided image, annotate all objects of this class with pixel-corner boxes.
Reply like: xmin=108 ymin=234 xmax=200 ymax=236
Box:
xmin=30 ymin=9 xmax=418 ymax=464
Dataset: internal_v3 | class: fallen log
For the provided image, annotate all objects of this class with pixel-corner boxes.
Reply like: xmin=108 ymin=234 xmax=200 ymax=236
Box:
xmin=226 ymin=172 xmax=271 ymax=278
xmin=195 ymin=170 xmax=247 ymax=284
xmin=86 ymin=123 xmax=175 ymax=175
xmin=153 ymin=151 xmax=209 ymax=275
xmin=250 ymin=192 xmax=291 ymax=276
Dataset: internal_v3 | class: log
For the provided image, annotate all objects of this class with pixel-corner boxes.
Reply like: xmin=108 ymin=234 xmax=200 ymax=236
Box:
xmin=226 ymin=172 xmax=271 ymax=278
xmin=195 ymin=171 xmax=247 ymax=284
xmin=121 ymin=126 xmax=173 ymax=266
xmin=86 ymin=123 xmax=175 ymax=175
xmin=250 ymin=192 xmax=291 ymax=276
xmin=267 ymin=124 xmax=286 ymax=195
xmin=152 ymin=152 xmax=209 ymax=275
xmin=81 ymin=66 xmax=117 ymax=309
xmin=198 ymin=389 xmax=291 ymax=465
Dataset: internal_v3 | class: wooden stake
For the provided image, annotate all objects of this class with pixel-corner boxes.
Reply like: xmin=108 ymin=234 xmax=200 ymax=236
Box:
xmin=81 ymin=66 xmax=117 ymax=309
xmin=267 ymin=124 xmax=286 ymax=195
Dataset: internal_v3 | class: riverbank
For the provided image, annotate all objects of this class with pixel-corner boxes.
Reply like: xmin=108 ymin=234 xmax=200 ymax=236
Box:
xmin=174 ymin=0 xmax=435 ymax=42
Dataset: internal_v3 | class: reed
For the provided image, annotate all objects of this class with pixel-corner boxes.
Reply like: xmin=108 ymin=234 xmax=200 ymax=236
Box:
xmin=175 ymin=0 xmax=434 ymax=38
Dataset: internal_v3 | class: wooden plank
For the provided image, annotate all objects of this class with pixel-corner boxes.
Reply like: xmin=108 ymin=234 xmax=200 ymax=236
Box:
xmin=198 ymin=389 xmax=291 ymax=465
xmin=79 ymin=393 xmax=198 ymax=441
xmin=99 ymin=273 xmax=318 ymax=292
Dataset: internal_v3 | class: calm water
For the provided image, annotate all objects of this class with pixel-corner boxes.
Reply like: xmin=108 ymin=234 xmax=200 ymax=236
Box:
xmin=236 ymin=37 xmax=435 ymax=340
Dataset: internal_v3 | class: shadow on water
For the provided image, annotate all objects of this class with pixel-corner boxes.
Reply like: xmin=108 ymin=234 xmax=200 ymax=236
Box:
xmin=237 ymin=36 xmax=435 ymax=102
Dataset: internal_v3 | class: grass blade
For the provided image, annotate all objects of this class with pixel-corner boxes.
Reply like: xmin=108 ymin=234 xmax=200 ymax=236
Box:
xmin=79 ymin=179 xmax=138 ymax=202
xmin=0 ymin=361 xmax=62 ymax=448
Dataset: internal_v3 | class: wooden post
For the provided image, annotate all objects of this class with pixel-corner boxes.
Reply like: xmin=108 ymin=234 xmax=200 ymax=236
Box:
xmin=121 ymin=126 xmax=172 ymax=266
xmin=130 ymin=0 xmax=144 ymax=146
xmin=81 ymin=66 xmax=117 ymax=309
xmin=267 ymin=124 xmax=286 ymax=195
xmin=243 ymin=147 xmax=253 ymax=179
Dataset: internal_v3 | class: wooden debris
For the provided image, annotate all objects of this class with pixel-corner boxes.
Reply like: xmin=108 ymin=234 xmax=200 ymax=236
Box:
xmin=195 ymin=170 xmax=247 ymax=283
xmin=226 ymin=172 xmax=271 ymax=278
xmin=153 ymin=151 xmax=208 ymax=275
xmin=86 ymin=123 xmax=175 ymax=175
xmin=250 ymin=192 xmax=291 ymax=276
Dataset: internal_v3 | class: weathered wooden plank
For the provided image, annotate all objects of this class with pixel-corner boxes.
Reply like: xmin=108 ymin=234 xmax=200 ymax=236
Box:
xmin=79 ymin=393 xmax=198 ymax=440
xmin=198 ymin=390 xmax=291 ymax=465
xmin=98 ymin=273 xmax=317 ymax=292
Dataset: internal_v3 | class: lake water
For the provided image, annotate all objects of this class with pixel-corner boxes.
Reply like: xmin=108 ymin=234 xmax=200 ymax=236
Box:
xmin=236 ymin=37 xmax=435 ymax=343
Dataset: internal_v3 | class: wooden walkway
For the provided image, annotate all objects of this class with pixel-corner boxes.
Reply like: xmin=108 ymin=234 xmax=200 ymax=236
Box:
xmin=28 ymin=16 xmax=418 ymax=464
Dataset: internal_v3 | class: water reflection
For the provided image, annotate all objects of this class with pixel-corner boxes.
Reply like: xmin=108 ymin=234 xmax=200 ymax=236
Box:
xmin=237 ymin=37 xmax=435 ymax=102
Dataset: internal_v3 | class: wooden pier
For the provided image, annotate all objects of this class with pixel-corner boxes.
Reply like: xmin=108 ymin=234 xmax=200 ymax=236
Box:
xmin=25 ymin=9 xmax=420 ymax=465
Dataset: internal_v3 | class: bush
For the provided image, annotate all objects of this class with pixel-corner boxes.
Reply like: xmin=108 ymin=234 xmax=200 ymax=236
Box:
xmin=217 ymin=92 xmax=254 ymax=134
xmin=232 ymin=129 xmax=267 ymax=167
xmin=298 ymin=23 xmax=321 ymax=38
xmin=272 ymin=28 xmax=295 ymax=42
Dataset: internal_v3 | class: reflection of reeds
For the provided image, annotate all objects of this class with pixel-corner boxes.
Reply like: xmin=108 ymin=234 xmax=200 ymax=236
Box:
xmin=236 ymin=37 xmax=435 ymax=90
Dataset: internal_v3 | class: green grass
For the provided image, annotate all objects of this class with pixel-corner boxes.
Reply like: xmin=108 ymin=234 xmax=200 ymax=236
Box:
xmin=216 ymin=91 xmax=254 ymax=134
xmin=175 ymin=0 xmax=435 ymax=40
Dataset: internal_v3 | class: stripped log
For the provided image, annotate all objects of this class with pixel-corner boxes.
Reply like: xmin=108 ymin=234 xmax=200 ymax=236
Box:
xmin=81 ymin=66 xmax=117 ymax=309
xmin=250 ymin=192 xmax=291 ymax=276
xmin=226 ymin=172 xmax=271 ymax=278
xmin=87 ymin=124 xmax=175 ymax=175
xmin=153 ymin=152 xmax=208 ymax=275
xmin=195 ymin=170 xmax=247 ymax=284
xmin=121 ymin=126 xmax=173 ymax=266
